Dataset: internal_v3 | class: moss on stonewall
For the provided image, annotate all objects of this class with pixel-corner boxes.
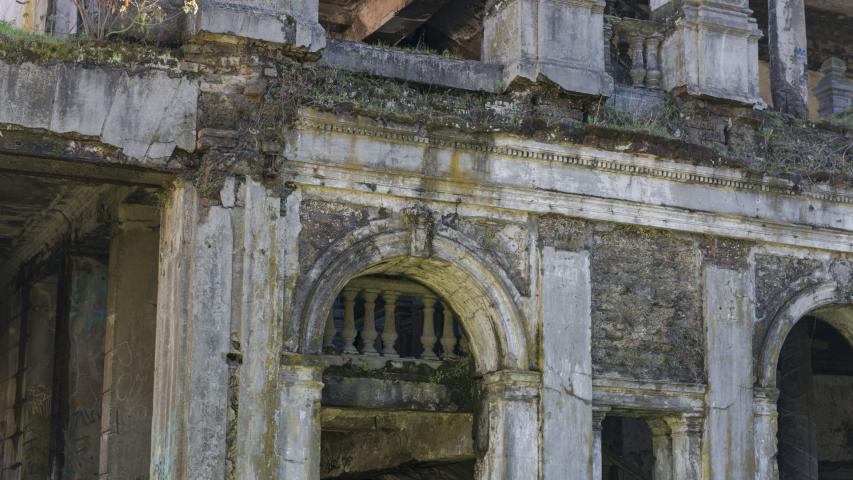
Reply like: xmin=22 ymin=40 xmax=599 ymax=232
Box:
xmin=0 ymin=21 xmax=179 ymax=69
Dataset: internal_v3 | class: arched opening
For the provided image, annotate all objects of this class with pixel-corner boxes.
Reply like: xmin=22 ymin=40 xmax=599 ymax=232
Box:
xmin=296 ymin=226 xmax=534 ymax=480
xmin=320 ymin=274 xmax=476 ymax=479
xmin=776 ymin=311 xmax=853 ymax=480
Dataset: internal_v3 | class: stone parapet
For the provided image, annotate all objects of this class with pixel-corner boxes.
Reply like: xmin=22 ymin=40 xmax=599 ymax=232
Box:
xmin=654 ymin=0 xmax=761 ymax=104
xmin=321 ymin=40 xmax=504 ymax=93
xmin=483 ymin=0 xmax=614 ymax=96
xmin=186 ymin=0 xmax=325 ymax=51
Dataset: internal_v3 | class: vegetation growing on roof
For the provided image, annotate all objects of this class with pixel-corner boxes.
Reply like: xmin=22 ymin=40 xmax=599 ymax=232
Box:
xmin=0 ymin=20 xmax=179 ymax=68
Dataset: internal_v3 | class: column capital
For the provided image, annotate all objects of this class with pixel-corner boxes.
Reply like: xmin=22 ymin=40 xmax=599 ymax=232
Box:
xmin=421 ymin=295 xmax=437 ymax=308
xmin=482 ymin=370 xmax=541 ymax=401
xmin=753 ymin=387 xmax=779 ymax=416
xmin=666 ymin=413 xmax=703 ymax=434
xmin=592 ymin=406 xmax=610 ymax=430
xmin=646 ymin=417 xmax=672 ymax=436
xmin=280 ymin=359 xmax=324 ymax=397
xmin=361 ymin=289 xmax=379 ymax=301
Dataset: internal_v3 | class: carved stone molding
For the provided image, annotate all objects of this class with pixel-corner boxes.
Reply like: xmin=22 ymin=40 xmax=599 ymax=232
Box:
xmin=297 ymin=115 xmax=853 ymax=206
xmin=400 ymin=205 xmax=435 ymax=257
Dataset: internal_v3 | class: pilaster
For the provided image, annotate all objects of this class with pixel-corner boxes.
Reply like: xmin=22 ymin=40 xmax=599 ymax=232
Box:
xmin=99 ymin=204 xmax=159 ymax=480
xmin=277 ymin=357 xmax=324 ymax=480
xmin=482 ymin=0 xmax=613 ymax=96
xmin=478 ymin=370 xmax=541 ymax=480
xmin=151 ymin=181 xmax=232 ymax=480
xmin=591 ymin=407 xmax=610 ymax=480
xmin=647 ymin=418 xmax=674 ymax=480
xmin=667 ymin=413 xmax=703 ymax=480
xmin=753 ymin=388 xmax=780 ymax=480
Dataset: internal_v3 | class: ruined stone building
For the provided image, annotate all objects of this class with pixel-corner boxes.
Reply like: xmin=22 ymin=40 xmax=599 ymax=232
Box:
xmin=1 ymin=0 xmax=852 ymax=478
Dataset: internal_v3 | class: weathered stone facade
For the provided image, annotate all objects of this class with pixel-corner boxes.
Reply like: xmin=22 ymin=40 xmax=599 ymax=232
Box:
xmin=0 ymin=0 xmax=852 ymax=479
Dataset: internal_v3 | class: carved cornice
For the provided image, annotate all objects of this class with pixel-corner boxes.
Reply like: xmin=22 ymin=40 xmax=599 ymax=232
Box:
xmin=297 ymin=115 xmax=853 ymax=206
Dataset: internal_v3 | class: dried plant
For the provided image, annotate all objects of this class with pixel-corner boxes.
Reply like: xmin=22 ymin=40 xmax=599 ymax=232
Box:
xmin=70 ymin=0 xmax=197 ymax=40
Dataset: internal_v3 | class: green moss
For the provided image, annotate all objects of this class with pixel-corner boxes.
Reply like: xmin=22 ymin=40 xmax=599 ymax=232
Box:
xmin=323 ymin=357 xmax=473 ymax=386
xmin=0 ymin=23 xmax=179 ymax=69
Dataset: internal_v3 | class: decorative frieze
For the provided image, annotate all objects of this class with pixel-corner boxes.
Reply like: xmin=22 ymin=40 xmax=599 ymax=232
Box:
xmin=297 ymin=115 xmax=853 ymax=205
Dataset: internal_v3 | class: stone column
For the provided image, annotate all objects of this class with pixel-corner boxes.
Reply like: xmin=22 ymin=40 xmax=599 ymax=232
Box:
xmin=277 ymin=358 xmax=323 ymax=480
xmin=478 ymin=370 xmax=541 ymax=480
xmin=813 ymin=58 xmax=853 ymax=118
xmin=187 ymin=0 xmax=325 ymax=51
xmin=99 ymin=204 xmax=159 ymax=480
xmin=667 ymin=414 xmax=703 ymax=480
xmin=592 ymin=407 xmax=610 ymax=480
xmin=653 ymin=0 xmax=761 ymax=104
xmin=647 ymin=418 xmax=673 ymax=480
xmin=64 ymin=256 xmax=109 ymax=478
xmin=541 ymin=247 xmax=594 ymax=480
xmin=754 ymin=388 xmax=780 ymax=480
xmin=482 ymin=0 xmax=613 ymax=96
xmin=20 ymin=279 xmax=58 ymax=478
xmin=769 ymin=0 xmax=809 ymax=117
xmin=151 ymin=181 xmax=231 ymax=480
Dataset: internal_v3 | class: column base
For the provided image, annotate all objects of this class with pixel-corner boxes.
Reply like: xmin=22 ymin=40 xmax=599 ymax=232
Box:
xmin=484 ymin=0 xmax=613 ymax=97
xmin=657 ymin=1 xmax=762 ymax=105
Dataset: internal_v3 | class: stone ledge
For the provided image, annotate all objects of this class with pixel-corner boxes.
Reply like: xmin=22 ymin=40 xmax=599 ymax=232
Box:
xmin=320 ymin=40 xmax=504 ymax=93
xmin=186 ymin=0 xmax=325 ymax=51
xmin=0 ymin=60 xmax=197 ymax=163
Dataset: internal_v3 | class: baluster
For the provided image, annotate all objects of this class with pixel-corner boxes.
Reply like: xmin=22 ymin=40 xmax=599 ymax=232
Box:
xmin=323 ymin=308 xmax=337 ymax=352
xmin=644 ymin=35 xmax=662 ymax=88
xmin=341 ymin=288 xmax=359 ymax=354
xmin=420 ymin=295 xmax=438 ymax=360
xmin=440 ymin=302 xmax=457 ymax=359
xmin=381 ymin=291 xmax=399 ymax=357
xmin=361 ymin=289 xmax=380 ymax=355
xmin=629 ymin=33 xmax=647 ymax=87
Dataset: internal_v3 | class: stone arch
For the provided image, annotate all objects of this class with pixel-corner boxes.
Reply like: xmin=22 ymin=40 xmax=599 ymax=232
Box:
xmin=756 ymin=280 xmax=848 ymax=388
xmin=295 ymin=220 xmax=530 ymax=374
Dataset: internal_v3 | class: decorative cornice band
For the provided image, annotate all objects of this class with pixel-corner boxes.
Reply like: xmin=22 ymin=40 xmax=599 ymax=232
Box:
xmin=298 ymin=118 xmax=853 ymax=206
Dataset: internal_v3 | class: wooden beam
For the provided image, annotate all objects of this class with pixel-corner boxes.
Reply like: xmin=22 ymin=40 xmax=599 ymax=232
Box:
xmin=342 ymin=0 xmax=416 ymax=41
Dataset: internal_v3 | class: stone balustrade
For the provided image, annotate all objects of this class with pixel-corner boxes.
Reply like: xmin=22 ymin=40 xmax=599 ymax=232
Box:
xmin=323 ymin=276 xmax=463 ymax=360
xmin=605 ymin=17 xmax=665 ymax=90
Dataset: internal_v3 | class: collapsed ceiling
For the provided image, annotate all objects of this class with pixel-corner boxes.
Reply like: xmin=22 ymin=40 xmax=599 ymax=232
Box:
xmin=319 ymin=0 xmax=487 ymax=59
xmin=319 ymin=0 xmax=853 ymax=67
